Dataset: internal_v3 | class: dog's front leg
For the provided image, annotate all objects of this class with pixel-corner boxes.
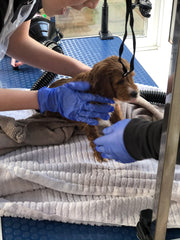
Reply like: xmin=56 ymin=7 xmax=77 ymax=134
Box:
xmin=110 ymin=102 xmax=124 ymax=124
xmin=83 ymin=124 xmax=106 ymax=162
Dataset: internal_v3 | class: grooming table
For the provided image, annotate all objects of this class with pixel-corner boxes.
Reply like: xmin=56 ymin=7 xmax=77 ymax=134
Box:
xmin=0 ymin=36 xmax=157 ymax=89
xmin=0 ymin=36 xmax=180 ymax=240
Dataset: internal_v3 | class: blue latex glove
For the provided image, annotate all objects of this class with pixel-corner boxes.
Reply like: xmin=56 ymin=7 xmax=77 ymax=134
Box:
xmin=94 ymin=119 xmax=135 ymax=163
xmin=38 ymin=81 xmax=114 ymax=125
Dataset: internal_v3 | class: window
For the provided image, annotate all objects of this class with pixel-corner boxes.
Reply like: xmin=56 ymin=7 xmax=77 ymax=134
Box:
xmin=55 ymin=0 xmax=173 ymax=50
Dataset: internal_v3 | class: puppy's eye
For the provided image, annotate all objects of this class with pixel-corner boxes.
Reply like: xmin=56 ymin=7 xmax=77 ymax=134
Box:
xmin=117 ymin=79 xmax=125 ymax=84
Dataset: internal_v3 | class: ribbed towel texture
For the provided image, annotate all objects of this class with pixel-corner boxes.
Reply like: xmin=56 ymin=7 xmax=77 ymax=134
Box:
xmin=0 ymin=134 xmax=180 ymax=227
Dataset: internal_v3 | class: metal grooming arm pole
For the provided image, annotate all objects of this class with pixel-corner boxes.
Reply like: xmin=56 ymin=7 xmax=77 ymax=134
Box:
xmin=99 ymin=0 xmax=113 ymax=40
xmin=153 ymin=0 xmax=180 ymax=237
xmin=136 ymin=1 xmax=180 ymax=240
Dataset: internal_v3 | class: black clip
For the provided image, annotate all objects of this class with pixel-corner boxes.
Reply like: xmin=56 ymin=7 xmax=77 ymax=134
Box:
xmin=136 ymin=209 xmax=154 ymax=240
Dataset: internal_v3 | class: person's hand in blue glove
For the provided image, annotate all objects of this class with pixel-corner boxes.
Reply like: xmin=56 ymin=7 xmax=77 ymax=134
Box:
xmin=38 ymin=81 xmax=114 ymax=125
xmin=94 ymin=119 xmax=135 ymax=163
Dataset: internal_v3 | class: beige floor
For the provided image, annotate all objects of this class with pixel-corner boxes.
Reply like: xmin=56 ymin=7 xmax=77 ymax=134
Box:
xmin=54 ymin=0 xmax=147 ymax=38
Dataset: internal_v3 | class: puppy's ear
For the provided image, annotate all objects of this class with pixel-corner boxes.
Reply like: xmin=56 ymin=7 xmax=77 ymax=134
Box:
xmin=89 ymin=56 xmax=127 ymax=98
xmin=89 ymin=61 xmax=116 ymax=98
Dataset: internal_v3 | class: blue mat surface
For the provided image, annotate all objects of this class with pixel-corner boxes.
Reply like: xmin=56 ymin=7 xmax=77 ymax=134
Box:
xmin=0 ymin=36 xmax=157 ymax=89
xmin=1 ymin=216 xmax=180 ymax=240
xmin=1 ymin=217 xmax=137 ymax=240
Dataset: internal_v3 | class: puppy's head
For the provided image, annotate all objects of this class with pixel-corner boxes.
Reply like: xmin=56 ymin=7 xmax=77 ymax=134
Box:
xmin=90 ymin=56 xmax=138 ymax=102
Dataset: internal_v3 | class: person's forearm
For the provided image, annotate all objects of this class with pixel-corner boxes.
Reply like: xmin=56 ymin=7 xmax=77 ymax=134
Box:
xmin=7 ymin=21 xmax=91 ymax=77
xmin=124 ymin=118 xmax=163 ymax=160
xmin=0 ymin=88 xmax=39 ymax=111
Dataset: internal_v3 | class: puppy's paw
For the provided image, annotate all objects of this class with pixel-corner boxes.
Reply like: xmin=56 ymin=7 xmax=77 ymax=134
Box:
xmin=102 ymin=158 xmax=109 ymax=162
xmin=94 ymin=151 xmax=109 ymax=163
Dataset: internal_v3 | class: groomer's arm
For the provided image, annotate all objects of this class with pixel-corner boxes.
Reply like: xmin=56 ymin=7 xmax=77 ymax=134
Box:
xmin=0 ymin=88 xmax=38 ymax=111
xmin=124 ymin=118 xmax=163 ymax=160
xmin=7 ymin=21 xmax=91 ymax=77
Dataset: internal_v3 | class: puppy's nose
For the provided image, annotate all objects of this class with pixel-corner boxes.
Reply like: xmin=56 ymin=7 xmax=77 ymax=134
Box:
xmin=130 ymin=91 xmax=138 ymax=98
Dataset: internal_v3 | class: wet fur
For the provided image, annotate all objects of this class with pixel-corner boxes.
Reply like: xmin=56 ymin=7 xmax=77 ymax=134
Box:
xmin=47 ymin=56 xmax=139 ymax=162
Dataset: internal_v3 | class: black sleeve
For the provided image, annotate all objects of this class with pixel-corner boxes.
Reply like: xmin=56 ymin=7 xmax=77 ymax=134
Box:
xmin=25 ymin=0 xmax=42 ymax=21
xmin=0 ymin=0 xmax=9 ymax=34
xmin=13 ymin=0 xmax=42 ymax=22
xmin=0 ymin=1 xmax=42 ymax=34
xmin=124 ymin=118 xmax=163 ymax=160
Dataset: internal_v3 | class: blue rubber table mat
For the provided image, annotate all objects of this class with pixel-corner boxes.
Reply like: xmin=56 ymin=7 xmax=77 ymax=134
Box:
xmin=1 ymin=217 xmax=180 ymax=240
xmin=0 ymin=36 xmax=158 ymax=89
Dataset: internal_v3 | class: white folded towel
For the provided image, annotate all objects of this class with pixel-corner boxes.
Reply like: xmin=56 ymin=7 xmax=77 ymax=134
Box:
xmin=0 ymin=134 xmax=180 ymax=228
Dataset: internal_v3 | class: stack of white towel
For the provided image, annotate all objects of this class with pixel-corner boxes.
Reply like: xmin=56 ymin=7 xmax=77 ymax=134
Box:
xmin=0 ymin=132 xmax=180 ymax=228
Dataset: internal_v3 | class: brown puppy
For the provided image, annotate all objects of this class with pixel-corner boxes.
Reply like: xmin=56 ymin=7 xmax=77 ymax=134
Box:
xmin=46 ymin=55 xmax=139 ymax=162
